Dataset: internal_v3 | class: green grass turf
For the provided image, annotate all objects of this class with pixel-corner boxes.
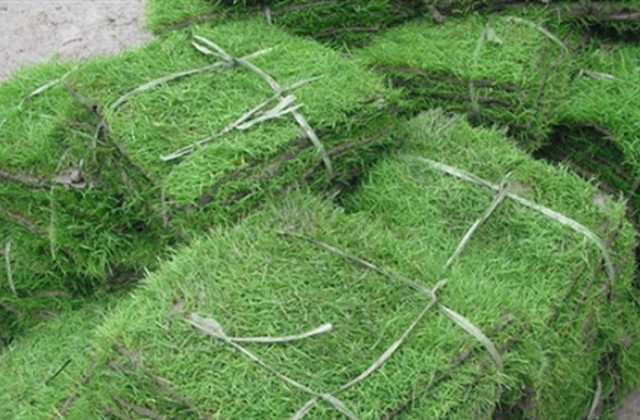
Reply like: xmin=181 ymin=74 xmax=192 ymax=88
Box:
xmin=354 ymin=11 xmax=574 ymax=148
xmin=553 ymin=1 xmax=640 ymax=41
xmin=0 ymin=296 xmax=119 ymax=419
xmin=145 ymin=0 xmax=429 ymax=47
xmin=14 ymin=112 xmax=633 ymax=418
xmin=544 ymin=44 xmax=640 ymax=201
xmin=427 ymin=0 xmax=640 ymax=42
xmin=342 ymin=111 xmax=639 ymax=418
xmin=0 ymin=19 xmax=395 ymax=338
xmin=144 ymin=1 xmax=640 ymax=47
xmin=0 ymin=60 xmax=169 ymax=337
xmin=65 ymin=18 xmax=394 ymax=225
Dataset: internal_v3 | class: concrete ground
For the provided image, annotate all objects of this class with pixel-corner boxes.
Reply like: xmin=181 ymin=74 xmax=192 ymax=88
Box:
xmin=0 ymin=0 xmax=150 ymax=81
xmin=0 ymin=1 xmax=638 ymax=418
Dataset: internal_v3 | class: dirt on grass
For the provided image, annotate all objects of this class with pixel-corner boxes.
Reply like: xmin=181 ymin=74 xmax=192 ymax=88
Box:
xmin=0 ymin=1 xmax=638 ymax=418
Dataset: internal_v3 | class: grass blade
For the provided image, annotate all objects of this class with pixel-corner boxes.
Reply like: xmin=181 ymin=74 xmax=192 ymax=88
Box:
xmin=279 ymin=231 xmax=436 ymax=298
xmin=502 ymin=16 xmax=568 ymax=52
xmin=160 ymin=95 xmax=276 ymax=161
xmin=188 ymin=313 xmax=332 ymax=343
xmin=18 ymin=66 xmax=77 ymax=109
xmin=292 ymin=111 xmax=333 ymax=178
xmin=4 ymin=239 xmax=17 ymax=297
xmin=192 ymin=35 xmax=332 ymax=177
xmin=587 ymin=377 xmax=603 ymax=420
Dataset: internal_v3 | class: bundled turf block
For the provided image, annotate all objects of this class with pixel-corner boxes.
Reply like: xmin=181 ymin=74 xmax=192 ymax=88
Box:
xmin=65 ymin=19 xmax=395 ymax=230
xmin=355 ymin=12 xmax=573 ymax=147
xmin=538 ymin=44 xmax=640 ymax=211
xmin=145 ymin=0 xmax=429 ymax=47
xmin=344 ymin=111 xmax=640 ymax=417
xmin=19 ymin=112 xmax=636 ymax=418
xmin=0 ymin=19 xmax=395 ymax=337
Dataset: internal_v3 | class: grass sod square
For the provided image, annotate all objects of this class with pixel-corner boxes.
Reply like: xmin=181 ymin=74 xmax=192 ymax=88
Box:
xmin=354 ymin=11 xmax=573 ymax=148
xmin=64 ymin=18 xmax=396 ymax=230
xmin=0 ymin=19 xmax=396 ymax=337
xmin=34 ymin=112 xmax=636 ymax=418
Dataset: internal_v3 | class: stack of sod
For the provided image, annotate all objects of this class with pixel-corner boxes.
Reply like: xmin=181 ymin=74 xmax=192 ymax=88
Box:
xmin=144 ymin=0 xmax=640 ymax=46
xmin=355 ymin=12 xmax=573 ymax=148
xmin=0 ymin=62 xmax=170 ymax=337
xmin=65 ymin=19 xmax=396 ymax=231
xmin=538 ymin=44 xmax=640 ymax=218
xmin=145 ymin=0 xmax=429 ymax=47
xmin=18 ymin=112 xmax=635 ymax=418
xmin=343 ymin=111 xmax=640 ymax=417
xmin=0 ymin=19 xmax=395 ymax=338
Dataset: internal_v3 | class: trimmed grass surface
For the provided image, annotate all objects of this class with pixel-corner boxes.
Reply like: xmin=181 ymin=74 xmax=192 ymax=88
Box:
xmin=0 ymin=19 xmax=394 ymax=336
xmin=1 ymin=4 xmax=639 ymax=418
xmin=344 ymin=111 xmax=640 ymax=417
xmin=355 ymin=12 xmax=573 ymax=147
xmin=0 ymin=297 xmax=117 ymax=419
xmin=7 ymin=113 xmax=634 ymax=418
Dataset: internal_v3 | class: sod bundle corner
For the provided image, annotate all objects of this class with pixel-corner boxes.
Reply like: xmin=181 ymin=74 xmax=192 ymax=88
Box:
xmin=540 ymin=44 xmax=640 ymax=216
xmin=31 ymin=112 xmax=635 ymax=418
xmin=0 ymin=61 xmax=173 ymax=338
xmin=145 ymin=0 xmax=430 ymax=47
xmin=343 ymin=110 xmax=639 ymax=418
xmin=355 ymin=11 xmax=573 ymax=148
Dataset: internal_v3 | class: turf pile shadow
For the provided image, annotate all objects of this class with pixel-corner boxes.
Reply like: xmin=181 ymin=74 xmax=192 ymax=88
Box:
xmin=0 ymin=20 xmax=395 ymax=337
xmin=355 ymin=13 xmax=573 ymax=148
xmin=8 ymin=112 xmax=637 ymax=418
